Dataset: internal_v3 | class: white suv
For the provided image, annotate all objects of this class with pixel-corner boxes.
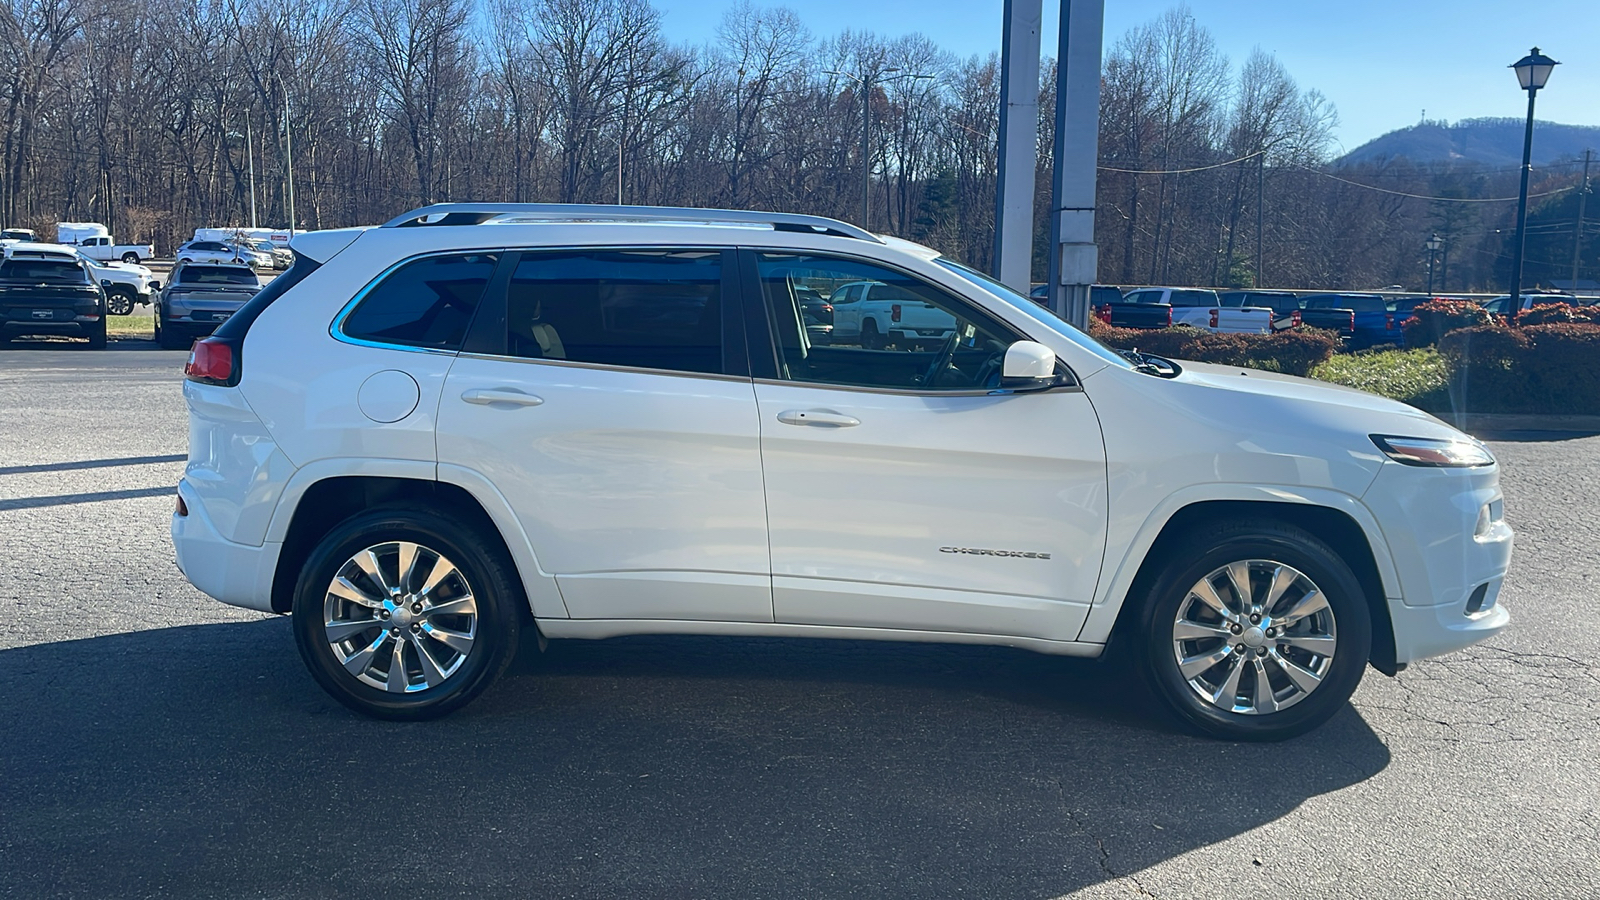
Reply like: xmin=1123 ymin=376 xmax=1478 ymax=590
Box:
xmin=171 ymin=204 xmax=1512 ymax=740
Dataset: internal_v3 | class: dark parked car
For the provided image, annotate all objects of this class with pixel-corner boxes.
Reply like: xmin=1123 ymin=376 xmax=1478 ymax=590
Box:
xmin=155 ymin=262 xmax=261 ymax=350
xmin=1299 ymin=293 xmax=1406 ymax=346
xmin=0 ymin=256 xmax=107 ymax=348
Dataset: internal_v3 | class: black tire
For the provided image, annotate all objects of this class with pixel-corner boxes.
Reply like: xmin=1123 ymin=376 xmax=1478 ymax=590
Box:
xmin=155 ymin=309 xmax=188 ymax=350
xmin=291 ymin=506 xmax=523 ymax=720
xmin=1134 ymin=520 xmax=1371 ymax=741
xmin=860 ymin=318 xmax=885 ymax=350
xmin=105 ymin=289 xmax=135 ymax=317
xmin=85 ymin=317 xmax=107 ymax=350
xmin=121 ymin=252 xmax=140 ymax=264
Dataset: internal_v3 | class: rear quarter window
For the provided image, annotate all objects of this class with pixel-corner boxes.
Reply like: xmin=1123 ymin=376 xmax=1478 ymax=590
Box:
xmin=341 ymin=253 xmax=499 ymax=351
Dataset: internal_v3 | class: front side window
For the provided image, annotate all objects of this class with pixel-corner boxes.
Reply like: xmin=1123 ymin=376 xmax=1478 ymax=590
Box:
xmin=757 ymin=252 xmax=1017 ymax=392
xmin=342 ymin=253 xmax=498 ymax=351
xmin=504 ymin=250 xmax=724 ymax=375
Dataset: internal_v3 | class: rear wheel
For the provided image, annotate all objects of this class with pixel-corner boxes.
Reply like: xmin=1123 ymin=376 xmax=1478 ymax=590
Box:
xmin=155 ymin=308 xmax=188 ymax=350
xmin=120 ymin=252 xmax=140 ymax=264
xmin=291 ymin=507 xmax=523 ymax=720
xmin=1135 ymin=520 xmax=1371 ymax=741
xmin=85 ymin=317 xmax=107 ymax=350
xmin=860 ymin=318 xmax=885 ymax=350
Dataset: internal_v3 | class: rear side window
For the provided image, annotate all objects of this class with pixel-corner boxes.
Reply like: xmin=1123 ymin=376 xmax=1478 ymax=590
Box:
xmin=1091 ymin=286 xmax=1123 ymax=305
xmin=1170 ymin=290 xmax=1218 ymax=307
xmin=342 ymin=253 xmax=498 ymax=351
xmin=503 ymin=250 xmax=724 ymax=375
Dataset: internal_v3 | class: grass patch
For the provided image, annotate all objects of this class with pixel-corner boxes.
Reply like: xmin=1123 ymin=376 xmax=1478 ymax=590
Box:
xmin=107 ymin=315 xmax=152 ymax=338
xmin=1310 ymin=347 xmax=1451 ymax=411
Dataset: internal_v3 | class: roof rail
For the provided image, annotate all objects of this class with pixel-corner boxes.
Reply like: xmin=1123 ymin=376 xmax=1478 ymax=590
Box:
xmin=381 ymin=203 xmax=882 ymax=243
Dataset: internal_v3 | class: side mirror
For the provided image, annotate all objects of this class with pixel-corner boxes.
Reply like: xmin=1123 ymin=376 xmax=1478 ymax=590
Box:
xmin=1000 ymin=341 xmax=1063 ymax=392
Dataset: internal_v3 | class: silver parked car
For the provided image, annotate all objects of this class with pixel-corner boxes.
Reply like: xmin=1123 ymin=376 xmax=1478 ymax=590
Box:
xmin=155 ymin=262 xmax=260 ymax=349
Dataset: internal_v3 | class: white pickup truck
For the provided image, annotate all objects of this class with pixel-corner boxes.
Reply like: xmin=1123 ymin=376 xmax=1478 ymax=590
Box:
xmin=1119 ymin=287 xmax=1273 ymax=334
xmin=829 ymin=279 xmax=957 ymax=349
xmin=72 ymin=234 xmax=154 ymax=264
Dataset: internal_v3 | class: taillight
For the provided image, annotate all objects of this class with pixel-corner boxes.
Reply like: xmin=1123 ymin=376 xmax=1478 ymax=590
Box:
xmin=185 ymin=337 xmax=238 ymax=386
xmin=1166 ymin=306 xmax=1173 ymax=326
xmin=1208 ymin=309 xmax=1219 ymax=329
xmin=891 ymin=304 xmax=902 ymax=323
xmin=1291 ymin=309 xmax=1302 ymax=327
xmin=822 ymin=304 xmax=832 ymax=313
xmin=1096 ymin=303 xmax=1112 ymax=324
xmin=1347 ymin=311 xmax=1355 ymax=332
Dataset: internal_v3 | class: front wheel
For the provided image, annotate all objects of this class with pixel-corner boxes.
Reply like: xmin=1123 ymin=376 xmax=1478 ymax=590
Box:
xmin=292 ymin=507 xmax=523 ymax=720
xmin=105 ymin=289 xmax=135 ymax=317
xmin=1135 ymin=521 xmax=1371 ymax=741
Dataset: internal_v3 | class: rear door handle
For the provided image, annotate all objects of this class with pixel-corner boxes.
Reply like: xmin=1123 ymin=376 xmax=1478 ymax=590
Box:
xmin=461 ymin=388 xmax=544 ymax=407
xmin=776 ymin=409 xmax=860 ymax=428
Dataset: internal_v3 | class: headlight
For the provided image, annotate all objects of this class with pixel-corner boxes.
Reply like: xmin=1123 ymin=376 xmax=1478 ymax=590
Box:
xmin=1371 ymin=434 xmax=1495 ymax=467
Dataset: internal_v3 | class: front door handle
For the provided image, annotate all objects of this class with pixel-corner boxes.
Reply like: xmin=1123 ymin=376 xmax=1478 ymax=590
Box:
xmin=776 ymin=409 xmax=860 ymax=428
xmin=461 ymin=388 xmax=544 ymax=407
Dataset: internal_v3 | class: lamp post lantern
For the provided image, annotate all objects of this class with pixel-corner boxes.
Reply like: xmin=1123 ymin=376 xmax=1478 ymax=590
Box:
xmin=1425 ymin=233 xmax=1443 ymax=294
xmin=1507 ymin=47 xmax=1558 ymax=301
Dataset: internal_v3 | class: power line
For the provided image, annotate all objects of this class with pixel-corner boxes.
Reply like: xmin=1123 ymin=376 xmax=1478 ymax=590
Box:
xmin=1097 ymin=149 xmax=1263 ymax=176
xmin=1292 ymin=164 xmax=1577 ymax=203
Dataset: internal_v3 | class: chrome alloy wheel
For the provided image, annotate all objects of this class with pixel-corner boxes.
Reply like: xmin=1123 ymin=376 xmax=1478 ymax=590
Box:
xmin=323 ymin=541 xmax=479 ymax=693
xmin=1171 ymin=560 xmax=1338 ymax=715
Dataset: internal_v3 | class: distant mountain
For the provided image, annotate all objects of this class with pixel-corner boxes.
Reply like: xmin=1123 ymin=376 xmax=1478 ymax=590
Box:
xmin=1337 ymin=119 xmax=1600 ymax=168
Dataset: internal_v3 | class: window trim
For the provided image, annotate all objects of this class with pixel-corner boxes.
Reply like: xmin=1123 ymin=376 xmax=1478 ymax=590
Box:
xmin=330 ymin=248 xmax=510 ymax=356
xmin=463 ymin=245 xmax=750 ymax=379
xmin=739 ymin=247 xmax=1077 ymax=397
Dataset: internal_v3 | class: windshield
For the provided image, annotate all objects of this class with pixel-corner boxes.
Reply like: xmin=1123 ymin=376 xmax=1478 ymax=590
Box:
xmin=177 ymin=265 xmax=258 ymax=286
xmin=934 ymin=258 xmax=1132 ymax=370
xmin=0 ymin=259 xmax=87 ymax=282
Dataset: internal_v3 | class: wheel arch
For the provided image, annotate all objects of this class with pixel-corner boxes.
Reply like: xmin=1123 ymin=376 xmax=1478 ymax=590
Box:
xmin=269 ymin=474 xmax=553 ymax=622
xmin=1086 ymin=496 xmax=1401 ymax=676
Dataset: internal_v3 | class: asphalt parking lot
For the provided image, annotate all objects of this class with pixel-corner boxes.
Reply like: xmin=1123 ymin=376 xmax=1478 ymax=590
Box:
xmin=1 ymin=345 xmax=1597 ymax=899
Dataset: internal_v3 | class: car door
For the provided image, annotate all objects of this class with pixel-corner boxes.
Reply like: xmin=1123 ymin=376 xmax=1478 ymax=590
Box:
xmin=435 ymin=247 xmax=772 ymax=623
xmin=744 ymin=249 xmax=1107 ymax=642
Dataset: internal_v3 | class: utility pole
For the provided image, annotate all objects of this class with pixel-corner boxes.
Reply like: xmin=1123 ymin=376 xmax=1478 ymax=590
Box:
xmin=1255 ymin=150 xmax=1265 ymax=287
xmin=284 ymin=90 xmax=296 ymax=238
xmin=246 ymin=118 xmax=258 ymax=229
xmin=1573 ymin=149 xmax=1592 ymax=287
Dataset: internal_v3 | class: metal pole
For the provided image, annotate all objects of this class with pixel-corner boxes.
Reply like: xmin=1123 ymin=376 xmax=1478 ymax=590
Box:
xmin=284 ymin=91 xmax=297 ymax=238
xmin=1255 ymin=151 xmax=1265 ymax=287
xmin=1427 ymin=246 xmax=1436 ymax=294
xmin=1572 ymin=149 xmax=1591 ymax=287
xmin=1509 ymin=87 xmax=1537 ymax=298
xmin=993 ymin=0 xmax=1042 ymax=290
xmin=246 ymin=118 xmax=258 ymax=230
xmin=1045 ymin=0 xmax=1105 ymax=328
xmin=861 ymin=74 xmax=871 ymax=229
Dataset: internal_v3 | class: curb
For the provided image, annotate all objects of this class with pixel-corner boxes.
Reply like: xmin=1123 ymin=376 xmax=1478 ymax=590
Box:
xmin=1439 ymin=413 xmax=1600 ymax=435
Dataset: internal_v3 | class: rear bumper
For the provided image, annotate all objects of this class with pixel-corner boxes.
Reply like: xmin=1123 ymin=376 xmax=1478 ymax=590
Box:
xmin=172 ymin=479 xmax=281 ymax=613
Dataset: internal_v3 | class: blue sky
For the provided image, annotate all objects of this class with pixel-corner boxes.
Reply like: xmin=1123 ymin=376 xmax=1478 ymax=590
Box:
xmin=650 ymin=0 xmax=1600 ymax=154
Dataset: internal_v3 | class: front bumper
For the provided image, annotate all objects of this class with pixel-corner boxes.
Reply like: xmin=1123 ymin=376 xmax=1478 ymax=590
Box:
xmin=1363 ymin=460 xmax=1513 ymax=664
xmin=172 ymin=479 xmax=281 ymax=613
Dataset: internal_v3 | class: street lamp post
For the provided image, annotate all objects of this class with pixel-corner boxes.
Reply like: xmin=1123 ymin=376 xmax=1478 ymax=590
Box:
xmin=824 ymin=68 xmax=934 ymax=230
xmin=1508 ymin=47 xmax=1558 ymax=301
xmin=1425 ymin=233 xmax=1443 ymax=294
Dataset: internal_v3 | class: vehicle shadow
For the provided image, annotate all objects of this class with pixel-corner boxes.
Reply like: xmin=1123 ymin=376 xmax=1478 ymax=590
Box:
xmin=0 ymin=621 xmax=1389 ymax=898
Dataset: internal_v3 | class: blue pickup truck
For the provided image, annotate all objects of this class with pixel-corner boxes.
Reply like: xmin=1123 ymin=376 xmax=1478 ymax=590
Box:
xmin=1300 ymin=293 xmax=1404 ymax=348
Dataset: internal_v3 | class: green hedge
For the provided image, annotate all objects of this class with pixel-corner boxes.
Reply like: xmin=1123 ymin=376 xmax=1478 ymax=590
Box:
xmin=1438 ymin=323 xmax=1600 ymax=414
xmin=1400 ymin=299 xmax=1496 ymax=348
xmin=1310 ymin=348 xmax=1451 ymax=410
xmin=1088 ymin=321 xmax=1339 ymax=377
